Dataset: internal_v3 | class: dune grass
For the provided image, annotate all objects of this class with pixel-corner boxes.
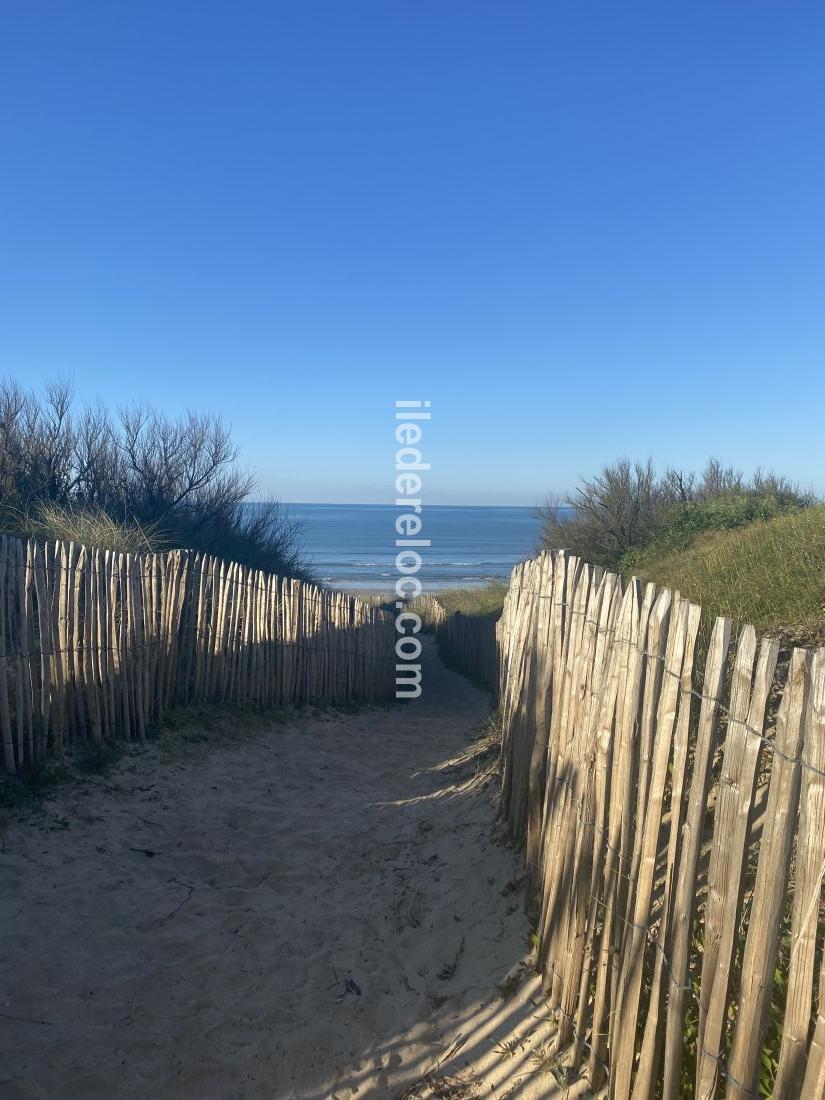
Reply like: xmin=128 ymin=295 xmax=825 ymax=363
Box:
xmin=24 ymin=503 xmax=165 ymax=554
xmin=429 ymin=507 xmax=824 ymax=645
xmin=629 ymin=505 xmax=825 ymax=645
xmin=434 ymin=583 xmax=508 ymax=619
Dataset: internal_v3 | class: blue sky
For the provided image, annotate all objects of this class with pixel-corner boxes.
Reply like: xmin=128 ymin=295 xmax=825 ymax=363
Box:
xmin=2 ymin=3 xmax=824 ymax=505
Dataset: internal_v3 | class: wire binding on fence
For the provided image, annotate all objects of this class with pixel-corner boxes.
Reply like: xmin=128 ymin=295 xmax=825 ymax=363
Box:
xmin=451 ymin=552 xmax=825 ymax=1100
xmin=505 ymin=584 xmax=825 ymax=783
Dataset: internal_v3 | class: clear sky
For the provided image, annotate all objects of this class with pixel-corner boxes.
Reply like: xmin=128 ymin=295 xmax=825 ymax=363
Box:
xmin=2 ymin=3 xmax=824 ymax=505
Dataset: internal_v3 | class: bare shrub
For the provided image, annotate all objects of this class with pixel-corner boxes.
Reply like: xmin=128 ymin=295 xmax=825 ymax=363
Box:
xmin=0 ymin=378 xmax=309 ymax=578
xmin=539 ymin=456 xmax=815 ymax=570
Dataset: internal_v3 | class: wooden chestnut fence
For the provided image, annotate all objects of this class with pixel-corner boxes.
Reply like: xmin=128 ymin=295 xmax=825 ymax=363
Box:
xmin=0 ymin=535 xmax=395 ymax=773
xmin=444 ymin=549 xmax=825 ymax=1099
xmin=436 ymin=609 xmax=498 ymax=693
xmin=405 ymin=593 xmax=449 ymax=631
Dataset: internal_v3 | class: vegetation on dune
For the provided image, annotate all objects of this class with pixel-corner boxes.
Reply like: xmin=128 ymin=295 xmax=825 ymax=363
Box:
xmin=539 ymin=457 xmax=814 ymax=572
xmin=429 ymin=458 xmax=821 ymax=643
xmin=434 ymin=583 xmax=508 ymax=620
xmin=27 ymin=502 xmax=163 ymax=555
xmin=540 ymin=457 xmax=823 ymax=643
xmin=0 ymin=378 xmax=309 ymax=578
xmin=629 ymin=506 xmax=825 ymax=645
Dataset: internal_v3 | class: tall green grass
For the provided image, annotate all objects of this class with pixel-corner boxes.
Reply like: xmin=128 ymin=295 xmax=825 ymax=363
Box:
xmin=434 ymin=583 xmax=508 ymax=619
xmin=629 ymin=505 xmax=825 ymax=644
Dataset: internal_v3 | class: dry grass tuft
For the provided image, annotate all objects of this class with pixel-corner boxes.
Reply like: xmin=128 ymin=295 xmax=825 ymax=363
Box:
xmin=26 ymin=503 xmax=165 ymax=555
xmin=400 ymin=1071 xmax=480 ymax=1099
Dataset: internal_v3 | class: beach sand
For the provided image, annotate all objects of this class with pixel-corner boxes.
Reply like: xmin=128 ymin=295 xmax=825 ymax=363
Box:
xmin=1 ymin=639 xmax=589 ymax=1099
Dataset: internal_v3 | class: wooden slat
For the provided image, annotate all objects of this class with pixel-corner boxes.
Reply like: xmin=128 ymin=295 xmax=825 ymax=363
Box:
xmin=69 ymin=545 xmax=85 ymax=744
xmin=0 ymin=538 xmax=15 ymax=772
xmin=569 ymin=574 xmax=625 ymax=1066
xmin=725 ymin=647 xmax=811 ymax=1099
xmin=47 ymin=542 xmax=65 ymax=749
xmin=11 ymin=538 xmax=25 ymax=764
xmin=633 ymin=600 xmax=702 ymax=1099
xmin=612 ymin=596 xmax=688 ymax=1100
xmin=537 ymin=561 xmax=591 ymax=988
xmin=553 ymin=571 xmax=622 ymax=1053
xmin=21 ymin=539 xmax=35 ymax=761
xmin=589 ymin=579 xmax=650 ymax=1086
xmin=623 ymin=582 xmax=672 ymax=931
xmin=82 ymin=544 xmax=102 ymax=742
xmin=544 ymin=566 xmax=606 ymax=1013
xmin=660 ymin=614 xmax=733 ymax=1100
xmin=696 ymin=632 xmax=780 ymax=1100
xmin=525 ymin=552 xmax=556 ymax=875
xmin=55 ymin=542 xmax=70 ymax=749
xmin=773 ymin=644 xmax=825 ymax=1099
xmin=800 ymin=654 xmax=825 ymax=1099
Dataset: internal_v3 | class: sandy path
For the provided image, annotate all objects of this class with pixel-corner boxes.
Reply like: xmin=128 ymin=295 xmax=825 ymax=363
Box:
xmin=1 ymin=639 xmax=586 ymax=1099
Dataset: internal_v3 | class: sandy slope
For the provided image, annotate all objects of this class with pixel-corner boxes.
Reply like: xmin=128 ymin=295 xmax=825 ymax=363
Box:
xmin=1 ymin=639 xmax=588 ymax=1099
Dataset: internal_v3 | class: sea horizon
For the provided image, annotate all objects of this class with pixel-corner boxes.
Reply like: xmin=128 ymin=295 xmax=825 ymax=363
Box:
xmin=277 ymin=501 xmax=568 ymax=592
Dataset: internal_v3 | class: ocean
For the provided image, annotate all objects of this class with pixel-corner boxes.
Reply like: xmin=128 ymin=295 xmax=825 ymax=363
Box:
xmin=282 ymin=503 xmax=548 ymax=592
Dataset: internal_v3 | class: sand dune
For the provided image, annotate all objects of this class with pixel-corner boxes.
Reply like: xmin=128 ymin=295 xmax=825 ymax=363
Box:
xmin=1 ymin=640 xmax=588 ymax=1099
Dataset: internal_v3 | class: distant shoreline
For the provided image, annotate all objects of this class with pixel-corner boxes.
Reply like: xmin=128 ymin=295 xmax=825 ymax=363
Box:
xmin=259 ymin=502 xmax=564 ymax=593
